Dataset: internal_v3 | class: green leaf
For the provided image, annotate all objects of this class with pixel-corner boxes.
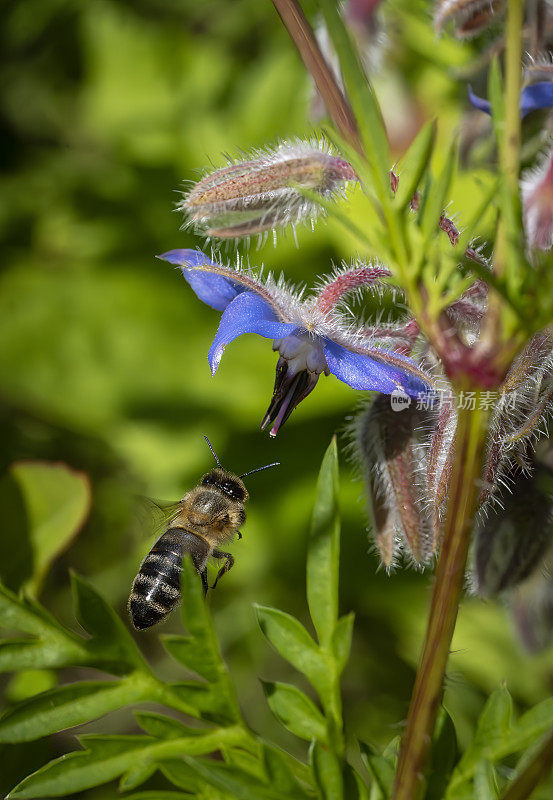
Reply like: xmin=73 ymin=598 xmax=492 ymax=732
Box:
xmin=183 ymin=757 xmax=285 ymax=800
xmin=473 ymin=760 xmax=499 ymax=800
xmin=7 ymin=735 xmax=155 ymax=798
xmin=118 ymin=761 xmax=157 ymax=792
xmin=261 ymin=680 xmax=328 ymax=743
xmin=162 ymin=634 xmax=222 ymax=683
xmin=310 ymin=740 xmax=343 ymax=800
xmin=424 ymin=708 xmax=458 ymax=800
xmin=122 ymin=793 xmax=194 ymax=800
xmin=134 ymin=711 xmax=193 ymax=739
xmin=331 ymin=613 xmax=354 ymax=674
xmin=343 ymin=763 xmax=370 ymax=800
xmin=159 ymin=759 xmax=201 ymax=793
xmin=495 ymin=697 xmax=553 ymax=757
xmin=394 ymin=121 xmax=436 ymax=210
xmin=307 ymin=437 xmax=340 ymax=650
xmin=0 ymin=678 xmax=152 ymax=742
xmin=0 ymin=638 xmax=85 ymax=673
xmin=254 ymin=604 xmax=327 ymax=690
xmin=8 ymin=729 xmax=246 ymax=798
xmin=70 ymin=572 xmax=144 ymax=672
xmin=9 ymin=462 xmax=91 ymax=596
xmin=419 ymin=140 xmax=457 ymax=247
xmin=168 ymin=681 xmax=236 ymax=725
xmin=360 ymin=743 xmax=395 ymax=800
xmin=261 ymin=743 xmax=310 ymax=799
xmin=448 ymin=685 xmax=512 ymax=791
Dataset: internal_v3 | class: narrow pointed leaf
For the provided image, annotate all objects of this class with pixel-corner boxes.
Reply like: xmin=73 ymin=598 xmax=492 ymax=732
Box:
xmin=134 ymin=711 xmax=192 ymax=740
xmin=254 ymin=604 xmax=327 ymax=689
xmin=162 ymin=634 xmax=222 ymax=683
xmin=0 ymin=678 xmax=152 ymax=742
xmin=9 ymin=462 xmax=91 ymax=596
xmin=395 ymin=121 xmax=436 ymax=210
xmin=449 ymin=685 xmax=512 ymax=788
xmin=183 ymin=757 xmax=286 ymax=800
xmin=118 ymin=762 xmax=157 ymax=792
xmin=420 ymin=141 xmax=457 ymax=245
xmin=307 ymin=437 xmax=340 ymax=650
xmin=331 ymin=612 xmax=354 ymax=673
xmin=261 ymin=743 xmax=310 ymax=799
xmin=310 ymin=740 xmax=343 ymax=800
xmin=262 ymin=680 xmax=328 ymax=743
xmin=71 ymin=573 xmax=144 ymax=672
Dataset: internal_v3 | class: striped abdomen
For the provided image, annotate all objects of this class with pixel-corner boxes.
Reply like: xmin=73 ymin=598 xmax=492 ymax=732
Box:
xmin=129 ymin=527 xmax=198 ymax=630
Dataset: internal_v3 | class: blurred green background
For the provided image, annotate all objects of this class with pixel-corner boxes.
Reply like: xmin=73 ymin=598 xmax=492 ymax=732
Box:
xmin=1 ymin=0 xmax=551 ymax=797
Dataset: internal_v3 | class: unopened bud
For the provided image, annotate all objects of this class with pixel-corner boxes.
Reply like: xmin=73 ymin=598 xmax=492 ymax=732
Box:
xmin=434 ymin=0 xmax=504 ymax=38
xmin=180 ymin=140 xmax=356 ymax=239
xmin=352 ymin=394 xmax=433 ymax=568
xmin=473 ymin=466 xmax=553 ymax=597
xmin=521 ymin=147 xmax=553 ymax=252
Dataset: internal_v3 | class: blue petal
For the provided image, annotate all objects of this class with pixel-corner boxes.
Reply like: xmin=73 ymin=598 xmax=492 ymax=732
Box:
xmin=468 ymin=86 xmax=491 ymax=115
xmin=158 ymin=249 xmax=245 ymax=311
xmin=208 ymin=292 xmax=297 ymax=374
xmin=469 ymin=82 xmax=553 ymax=119
xmin=520 ymin=82 xmax=553 ymax=117
xmin=323 ymin=340 xmax=431 ymax=398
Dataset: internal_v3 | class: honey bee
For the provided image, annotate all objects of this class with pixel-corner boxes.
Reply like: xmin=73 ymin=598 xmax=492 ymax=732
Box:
xmin=128 ymin=437 xmax=278 ymax=630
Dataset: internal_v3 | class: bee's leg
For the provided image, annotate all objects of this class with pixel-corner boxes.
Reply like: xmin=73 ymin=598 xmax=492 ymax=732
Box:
xmin=211 ymin=550 xmax=234 ymax=589
xmin=236 ymin=531 xmax=242 ymax=540
xmin=200 ymin=568 xmax=209 ymax=596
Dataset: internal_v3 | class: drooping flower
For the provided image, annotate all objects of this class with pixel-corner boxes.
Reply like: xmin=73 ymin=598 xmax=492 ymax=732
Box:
xmin=159 ymin=249 xmax=433 ymax=436
xmin=468 ymin=81 xmax=553 ymax=118
xmin=179 ymin=140 xmax=357 ymax=241
xmin=521 ymin=146 xmax=553 ymax=251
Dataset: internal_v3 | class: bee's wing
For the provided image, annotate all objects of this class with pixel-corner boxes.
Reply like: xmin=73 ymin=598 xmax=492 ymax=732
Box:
xmin=134 ymin=497 xmax=182 ymax=539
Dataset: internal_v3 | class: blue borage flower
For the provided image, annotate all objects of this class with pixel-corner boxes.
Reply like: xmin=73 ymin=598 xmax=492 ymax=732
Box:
xmin=468 ymin=82 xmax=553 ymax=118
xmin=159 ymin=249 xmax=434 ymax=436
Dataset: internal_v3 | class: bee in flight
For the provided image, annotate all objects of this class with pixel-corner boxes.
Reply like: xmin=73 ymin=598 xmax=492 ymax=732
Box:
xmin=128 ymin=437 xmax=278 ymax=630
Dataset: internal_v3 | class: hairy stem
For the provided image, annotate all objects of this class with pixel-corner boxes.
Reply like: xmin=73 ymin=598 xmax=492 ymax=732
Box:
xmin=392 ymin=402 xmax=489 ymax=800
xmin=500 ymin=728 xmax=553 ymax=800
xmin=271 ymin=0 xmax=363 ymax=154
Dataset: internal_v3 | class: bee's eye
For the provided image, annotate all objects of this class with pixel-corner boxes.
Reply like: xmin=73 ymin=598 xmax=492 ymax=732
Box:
xmin=202 ymin=475 xmax=214 ymax=486
xmin=222 ymin=481 xmax=244 ymax=500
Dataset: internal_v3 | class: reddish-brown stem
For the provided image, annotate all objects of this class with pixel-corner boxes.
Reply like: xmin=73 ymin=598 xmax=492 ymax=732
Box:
xmin=271 ymin=0 xmax=363 ymax=155
xmin=392 ymin=401 xmax=489 ymax=800
xmin=500 ymin=728 xmax=553 ymax=800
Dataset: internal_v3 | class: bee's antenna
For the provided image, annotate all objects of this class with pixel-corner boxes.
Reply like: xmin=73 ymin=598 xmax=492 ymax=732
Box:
xmin=203 ymin=436 xmax=222 ymax=467
xmin=239 ymin=462 xmax=280 ymax=479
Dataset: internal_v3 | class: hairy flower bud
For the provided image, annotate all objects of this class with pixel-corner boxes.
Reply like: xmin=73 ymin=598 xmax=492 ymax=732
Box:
xmin=434 ymin=0 xmax=504 ymax=38
xmin=180 ymin=140 xmax=357 ymax=239
xmin=521 ymin=147 xmax=553 ymax=252
xmin=473 ymin=466 xmax=553 ymax=597
xmin=352 ymin=394 xmax=433 ymax=568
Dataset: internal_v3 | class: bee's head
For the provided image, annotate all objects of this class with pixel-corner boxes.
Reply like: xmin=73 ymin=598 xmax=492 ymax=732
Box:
xmin=201 ymin=468 xmax=248 ymax=503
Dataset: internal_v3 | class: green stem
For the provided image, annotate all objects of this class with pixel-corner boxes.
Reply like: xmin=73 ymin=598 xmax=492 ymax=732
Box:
xmin=503 ymin=0 xmax=523 ymax=198
xmin=270 ymin=0 xmax=362 ymax=154
xmin=392 ymin=401 xmax=489 ymax=800
xmin=500 ymin=728 xmax=553 ymax=800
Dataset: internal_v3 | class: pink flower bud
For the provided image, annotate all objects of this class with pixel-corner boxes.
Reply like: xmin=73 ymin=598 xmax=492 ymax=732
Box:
xmin=521 ymin=147 xmax=553 ymax=252
xmin=180 ymin=140 xmax=356 ymax=240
